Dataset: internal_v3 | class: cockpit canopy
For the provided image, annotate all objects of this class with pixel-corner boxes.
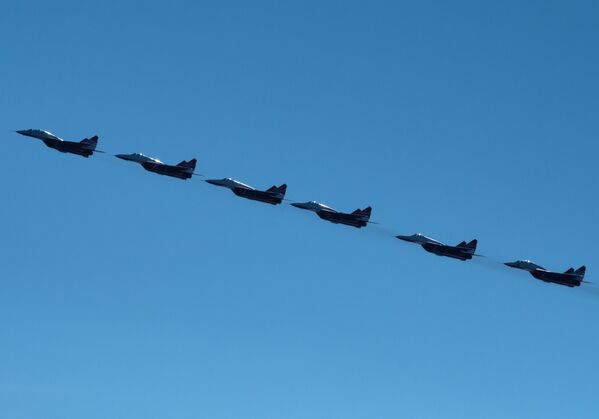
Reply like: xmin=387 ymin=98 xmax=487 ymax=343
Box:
xmin=310 ymin=201 xmax=335 ymax=211
xmin=219 ymin=178 xmax=253 ymax=189
xmin=132 ymin=153 xmax=162 ymax=163
xmin=19 ymin=129 xmax=62 ymax=141
xmin=410 ymin=233 xmax=440 ymax=244
xmin=515 ymin=260 xmax=546 ymax=271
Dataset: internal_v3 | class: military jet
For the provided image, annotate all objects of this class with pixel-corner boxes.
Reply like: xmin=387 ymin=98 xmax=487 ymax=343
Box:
xmin=504 ymin=260 xmax=587 ymax=287
xmin=16 ymin=129 xmax=99 ymax=158
xmin=291 ymin=201 xmax=372 ymax=228
xmin=205 ymin=178 xmax=287 ymax=205
xmin=396 ymin=233 xmax=479 ymax=261
xmin=115 ymin=153 xmax=196 ymax=180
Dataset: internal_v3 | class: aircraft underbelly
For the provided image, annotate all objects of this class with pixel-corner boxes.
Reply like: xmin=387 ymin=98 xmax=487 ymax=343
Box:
xmin=423 ymin=244 xmax=471 ymax=260
xmin=143 ymin=164 xmax=191 ymax=180
xmin=317 ymin=212 xmax=366 ymax=228
xmin=45 ymin=140 xmax=92 ymax=157
xmin=232 ymin=188 xmax=281 ymax=205
xmin=532 ymin=271 xmax=580 ymax=287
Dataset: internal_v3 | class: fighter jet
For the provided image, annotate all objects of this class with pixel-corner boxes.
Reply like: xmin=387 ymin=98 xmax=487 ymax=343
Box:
xmin=205 ymin=178 xmax=287 ymax=205
xmin=396 ymin=233 xmax=479 ymax=261
xmin=16 ymin=129 xmax=99 ymax=158
xmin=115 ymin=153 xmax=197 ymax=180
xmin=504 ymin=260 xmax=587 ymax=287
xmin=291 ymin=201 xmax=372 ymax=228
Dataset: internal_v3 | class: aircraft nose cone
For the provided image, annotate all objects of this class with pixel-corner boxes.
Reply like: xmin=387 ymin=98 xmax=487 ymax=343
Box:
xmin=115 ymin=154 xmax=129 ymax=160
xmin=504 ymin=262 xmax=518 ymax=268
xmin=205 ymin=179 xmax=220 ymax=186
xmin=290 ymin=202 xmax=304 ymax=209
xmin=396 ymin=235 xmax=411 ymax=241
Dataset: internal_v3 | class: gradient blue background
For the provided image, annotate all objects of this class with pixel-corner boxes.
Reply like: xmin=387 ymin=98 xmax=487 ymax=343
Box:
xmin=1 ymin=1 xmax=598 ymax=418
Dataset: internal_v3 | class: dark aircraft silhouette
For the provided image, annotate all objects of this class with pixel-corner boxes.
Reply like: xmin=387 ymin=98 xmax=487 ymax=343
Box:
xmin=396 ymin=233 xmax=479 ymax=261
xmin=291 ymin=201 xmax=372 ymax=228
xmin=205 ymin=178 xmax=287 ymax=205
xmin=16 ymin=129 xmax=99 ymax=158
xmin=504 ymin=260 xmax=587 ymax=287
xmin=115 ymin=153 xmax=196 ymax=180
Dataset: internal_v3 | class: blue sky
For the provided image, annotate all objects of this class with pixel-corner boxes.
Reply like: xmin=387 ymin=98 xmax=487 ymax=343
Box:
xmin=1 ymin=1 xmax=598 ymax=418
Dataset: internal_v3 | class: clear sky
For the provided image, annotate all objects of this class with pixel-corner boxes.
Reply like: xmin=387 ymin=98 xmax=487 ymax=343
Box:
xmin=1 ymin=1 xmax=598 ymax=418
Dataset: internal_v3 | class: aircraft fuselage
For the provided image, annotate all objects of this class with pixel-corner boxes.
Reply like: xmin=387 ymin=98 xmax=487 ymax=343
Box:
xmin=141 ymin=162 xmax=193 ymax=180
xmin=42 ymin=139 xmax=94 ymax=157
xmin=316 ymin=211 xmax=368 ymax=228
xmin=231 ymin=188 xmax=283 ymax=205
xmin=530 ymin=270 xmax=582 ymax=287
xmin=422 ymin=243 xmax=474 ymax=261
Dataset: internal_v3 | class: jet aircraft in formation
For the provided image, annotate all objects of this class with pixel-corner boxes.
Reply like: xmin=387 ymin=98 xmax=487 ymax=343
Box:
xmin=504 ymin=260 xmax=587 ymax=287
xmin=11 ymin=130 xmax=590 ymax=288
xmin=205 ymin=178 xmax=287 ymax=205
xmin=115 ymin=153 xmax=197 ymax=180
xmin=16 ymin=129 xmax=99 ymax=158
xmin=291 ymin=201 xmax=372 ymax=228
xmin=396 ymin=233 xmax=478 ymax=261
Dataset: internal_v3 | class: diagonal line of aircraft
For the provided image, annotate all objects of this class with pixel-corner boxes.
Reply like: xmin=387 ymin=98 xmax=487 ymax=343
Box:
xmin=13 ymin=129 xmax=589 ymax=288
